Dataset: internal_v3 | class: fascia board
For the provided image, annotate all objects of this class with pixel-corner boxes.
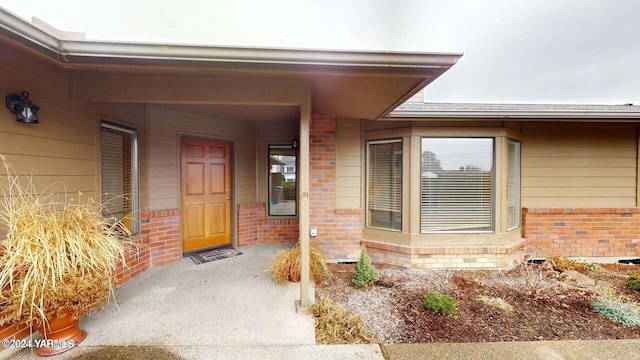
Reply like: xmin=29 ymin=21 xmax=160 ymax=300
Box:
xmin=385 ymin=109 xmax=640 ymax=120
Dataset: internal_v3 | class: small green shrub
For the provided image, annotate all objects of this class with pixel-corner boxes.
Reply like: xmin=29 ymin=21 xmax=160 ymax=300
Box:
xmin=593 ymin=298 xmax=640 ymax=326
xmin=586 ymin=263 xmax=603 ymax=273
xmin=627 ymin=272 xmax=640 ymax=291
xmin=351 ymin=246 xmax=379 ymax=288
xmin=423 ymin=292 xmax=458 ymax=315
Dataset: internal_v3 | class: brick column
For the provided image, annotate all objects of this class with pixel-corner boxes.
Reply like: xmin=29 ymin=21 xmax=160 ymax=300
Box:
xmin=310 ymin=115 xmax=362 ymax=261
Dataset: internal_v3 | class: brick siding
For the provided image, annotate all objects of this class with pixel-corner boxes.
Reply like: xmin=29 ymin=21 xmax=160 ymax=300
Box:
xmin=362 ymin=239 xmax=525 ymax=269
xmin=140 ymin=209 xmax=182 ymax=266
xmin=523 ymin=207 xmax=640 ymax=258
xmin=310 ymin=116 xmax=362 ymax=261
xmin=237 ymin=203 xmax=299 ymax=246
xmin=116 ymin=237 xmax=151 ymax=287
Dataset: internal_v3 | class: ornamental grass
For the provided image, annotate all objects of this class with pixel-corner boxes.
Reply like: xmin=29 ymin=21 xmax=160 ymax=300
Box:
xmin=0 ymin=154 xmax=127 ymax=327
xmin=310 ymin=296 xmax=376 ymax=344
xmin=267 ymin=241 xmax=330 ymax=284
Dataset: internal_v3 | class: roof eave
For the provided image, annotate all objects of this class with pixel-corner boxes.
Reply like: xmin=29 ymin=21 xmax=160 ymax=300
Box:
xmin=0 ymin=7 xmax=462 ymax=120
xmin=385 ymin=109 xmax=640 ymax=121
xmin=1 ymin=8 xmax=461 ymax=71
xmin=60 ymin=40 xmax=462 ymax=70
xmin=0 ymin=7 xmax=59 ymax=56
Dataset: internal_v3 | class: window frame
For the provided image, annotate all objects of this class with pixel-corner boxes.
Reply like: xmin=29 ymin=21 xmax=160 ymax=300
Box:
xmin=420 ymin=137 xmax=496 ymax=234
xmin=506 ymin=139 xmax=521 ymax=231
xmin=267 ymin=143 xmax=298 ymax=217
xmin=100 ymin=121 xmax=139 ymax=234
xmin=365 ymin=138 xmax=403 ymax=232
xmin=362 ymin=126 xmax=522 ymax=245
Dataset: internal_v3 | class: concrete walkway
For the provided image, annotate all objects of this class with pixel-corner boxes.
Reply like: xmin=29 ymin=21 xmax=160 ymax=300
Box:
xmin=384 ymin=339 xmax=640 ymax=359
xmin=79 ymin=244 xmax=314 ymax=347
xmin=8 ymin=244 xmax=317 ymax=359
xmin=6 ymin=244 xmax=640 ymax=359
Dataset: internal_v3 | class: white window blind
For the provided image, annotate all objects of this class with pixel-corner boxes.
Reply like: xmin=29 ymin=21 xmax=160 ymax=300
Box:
xmin=101 ymin=122 xmax=138 ymax=233
xmin=421 ymin=138 xmax=493 ymax=232
xmin=507 ymin=139 xmax=521 ymax=230
xmin=367 ymin=140 xmax=402 ymax=231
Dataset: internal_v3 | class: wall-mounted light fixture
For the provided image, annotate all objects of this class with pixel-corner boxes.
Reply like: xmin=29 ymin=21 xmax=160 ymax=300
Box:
xmin=291 ymin=137 xmax=298 ymax=149
xmin=5 ymin=91 xmax=39 ymax=124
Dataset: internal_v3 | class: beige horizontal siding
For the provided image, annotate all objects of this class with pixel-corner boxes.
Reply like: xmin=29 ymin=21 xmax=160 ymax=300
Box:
xmin=146 ymin=106 xmax=257 ymax=210
xmin=0 ymin=133 xmax=95 ymax=160
xmin=521 ymin=123 xmax=637 ymax=207
xmin=523 ymin=177 xmax=636 ymax=187
xmin=1 ymin=46 xmax=147 ymax=213
xmin=336 ymin=118 xmax=362 ymax=209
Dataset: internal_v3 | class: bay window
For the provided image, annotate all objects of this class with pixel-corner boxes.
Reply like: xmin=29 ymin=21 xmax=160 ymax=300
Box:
xmin=421 ymin=138 xmax=494 ymax=232
xmin=364 ymin=128 xmax=521 ymax=242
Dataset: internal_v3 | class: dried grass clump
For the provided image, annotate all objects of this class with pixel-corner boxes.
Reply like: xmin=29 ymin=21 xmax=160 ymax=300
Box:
xmin=310 ymin=296 xmax=376 ymax=344
xmin=0 ymin=155 xmax=127 ymax=327
xmin=546 ymin=255 xmax=590 ymax=274
xmin=267 ymin=241 xmax=330 ymax=284
xmin=477 ymin=295 xmax=514 ymax=313
xmin=520 ymin=260 xmax=544 ymax=292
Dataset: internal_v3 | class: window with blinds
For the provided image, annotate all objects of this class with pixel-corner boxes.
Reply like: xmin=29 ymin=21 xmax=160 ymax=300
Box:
xmin=100 ymin=122 xmax=138 ymax=234
xmin=507 ymin=139 xmax=521 ymax=230
xmin=421 ymin=138 xmax=494 ymax=233
xmin=366 ymin=139 xmax=402 ymax=231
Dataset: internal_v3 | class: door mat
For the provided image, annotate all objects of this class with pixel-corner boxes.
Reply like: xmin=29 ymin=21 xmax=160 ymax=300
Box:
xmin=189 ymin=247 xmax=243 ymax=265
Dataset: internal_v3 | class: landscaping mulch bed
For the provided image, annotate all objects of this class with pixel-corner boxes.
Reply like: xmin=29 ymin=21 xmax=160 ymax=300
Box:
xmin=315 ymin=262 xmax=640 ymax=343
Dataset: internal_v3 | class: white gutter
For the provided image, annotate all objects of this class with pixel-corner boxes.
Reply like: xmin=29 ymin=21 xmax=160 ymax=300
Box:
xmin=0 ymin=7 xmax=461 ymax=70
xmin=386 ymin=107 xmax=640 ymax=120
xmin=0 ymin=7 xmax=59 ymax=54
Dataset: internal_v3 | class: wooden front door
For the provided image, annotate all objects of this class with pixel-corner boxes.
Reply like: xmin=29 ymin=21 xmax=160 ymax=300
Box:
xmin=181 ymin=138 xmax=232 ymax=252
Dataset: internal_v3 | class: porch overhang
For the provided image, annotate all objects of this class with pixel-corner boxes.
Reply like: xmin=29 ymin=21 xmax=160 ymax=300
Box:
xmin=0 ymin=7 xmax=461 ymax=120
xmin=0 ymin=6 xmax=462 ymax=310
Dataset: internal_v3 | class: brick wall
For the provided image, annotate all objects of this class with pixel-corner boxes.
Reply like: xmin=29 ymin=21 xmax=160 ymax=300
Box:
xmin=116 ymin=238 xmax=151 ymax=287
xmin=363 ymin=239 xmax=525 ymax=269
xmin=310 ymin=116 xmax=362 ymax=261
xmin=140 ymin=209 xmax=181 ymax=266
xmin=523 ymin=207 xmax=640 ymax=258
xmin=237 ymin=203 xmax=299 ymax=246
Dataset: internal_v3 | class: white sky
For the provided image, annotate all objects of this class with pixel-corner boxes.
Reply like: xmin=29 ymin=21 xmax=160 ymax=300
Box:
xmin=1 ymin=0 xmax=638 ymax=105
